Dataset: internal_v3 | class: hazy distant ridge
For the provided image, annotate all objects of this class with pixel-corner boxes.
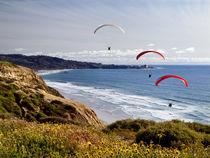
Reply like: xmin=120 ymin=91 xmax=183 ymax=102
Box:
xmin=0 ymin=54 xmax=153 ymax=71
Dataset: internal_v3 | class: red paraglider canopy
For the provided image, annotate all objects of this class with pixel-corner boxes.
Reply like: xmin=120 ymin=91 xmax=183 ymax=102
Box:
xmin=155 ymin=75 xmax=188 ymax=87
xmin=136 ymin=51 xmax=165 ymax=60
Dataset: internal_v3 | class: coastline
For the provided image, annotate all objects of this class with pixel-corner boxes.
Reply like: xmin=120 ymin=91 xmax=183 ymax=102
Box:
xmin=39 ymin=67 xmax=210 ymax=125
xmin=42 ymin=80 xmax=121 ymax=124
xmin=0 ymin=54 xmax=155 ymax=71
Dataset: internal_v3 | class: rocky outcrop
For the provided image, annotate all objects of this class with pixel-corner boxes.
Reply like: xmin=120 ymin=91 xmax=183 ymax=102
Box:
xmin=0 ymin=61 xmax=104 ymax=128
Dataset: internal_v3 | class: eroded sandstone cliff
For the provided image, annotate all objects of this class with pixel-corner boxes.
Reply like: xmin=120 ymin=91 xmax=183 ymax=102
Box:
xmin=0 ymin=61 xmax=104 ymax=128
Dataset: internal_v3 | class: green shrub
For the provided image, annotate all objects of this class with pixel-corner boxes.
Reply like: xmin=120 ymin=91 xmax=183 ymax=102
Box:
xmin=202 ymin=134 xmax=210 ymax=147
xmin=0 ymin=112 xmax=16 ymax=119
xmin=31 ymin=97 xmax=41 ymax=106
xmin=39 ymin=116 xmax=81 ymax=126
xmin=0 ymin=77 xmax=14 ymax=83
xmin=26 ymin=113 xmax=37 ymax=122
xmin=0 ymin=61 xmax=18 ymax=67
xmin=106 ymin=119 xmax=156 ymax=132
xmin=14 ymin=92 xmax=22 ymax=104
xmin=103 ymin=119 xmax=156 ymax=140
xmin=36 ymin=112 xmax=47 ymax=120
xmin=50 ymin=100 xmax=63 ymax=104
xmin=6 ymin=84 xmax=19 ymax=91
xmin=136 ymin=121 xmax=203 ymax=148
xmin=41 ymin=103 xmax=60 ymax=116
xmin=47 ymin=86 xmax=64 ymax=98
xmin=0 ymin=95 xmax=15 ymax=112
xmin=21 ymin=98 xmax=35 ymax=111
xmin=39 ymin=116 xmax=70 ymax=124
xmin=11 ymin=104 xmax=22 ymax=117
xmin=186 ymin=122 xmax=210 ymax=134
xmin=0 ymin=104 xmax=7 ymax=113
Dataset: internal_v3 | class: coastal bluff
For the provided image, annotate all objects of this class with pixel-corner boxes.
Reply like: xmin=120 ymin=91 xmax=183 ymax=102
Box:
xmin=0 ymin=61 xmax=104 ymax=128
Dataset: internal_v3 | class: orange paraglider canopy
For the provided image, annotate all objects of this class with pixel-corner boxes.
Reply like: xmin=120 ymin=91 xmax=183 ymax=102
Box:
xmin=136 ymin=51 xmax=165 ymax=60
xmin=155 ymin=75 xmax=188 ymax=87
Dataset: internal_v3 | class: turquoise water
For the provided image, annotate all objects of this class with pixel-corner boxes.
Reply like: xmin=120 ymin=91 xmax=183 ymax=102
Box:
xmin=40 ymin=65 xmax=210 ymax=124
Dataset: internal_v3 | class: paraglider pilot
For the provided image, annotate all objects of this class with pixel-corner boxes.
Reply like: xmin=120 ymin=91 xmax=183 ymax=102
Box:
xmin=168 ymin=103 xmax=172 ymax=107
xmin=108 ymin=47 xmax=111 ymax=51
xmin=149 ymin=74 xmax=152 ymax=78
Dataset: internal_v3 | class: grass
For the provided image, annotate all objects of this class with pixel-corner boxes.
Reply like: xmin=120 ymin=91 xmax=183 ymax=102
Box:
xmin=0 ymin=118 xmax=209 ymax=157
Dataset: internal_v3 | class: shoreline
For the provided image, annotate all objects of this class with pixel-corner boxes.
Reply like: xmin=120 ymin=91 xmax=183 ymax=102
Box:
xmin=38 ymin=68 xmax=210 ymax=125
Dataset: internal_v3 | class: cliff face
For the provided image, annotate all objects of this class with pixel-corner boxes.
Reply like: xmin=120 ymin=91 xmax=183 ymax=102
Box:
xmin=0 ymin=61 xmax=104 ymax=128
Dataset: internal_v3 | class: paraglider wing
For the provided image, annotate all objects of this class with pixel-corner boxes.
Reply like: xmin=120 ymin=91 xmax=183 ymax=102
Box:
xmin=136 ymin=51 xmax=165 ymax=60
xmin=94 ymin=24 xmax=125 ymax=34
xmin=155 ymin=75 xmax=188 ymax=87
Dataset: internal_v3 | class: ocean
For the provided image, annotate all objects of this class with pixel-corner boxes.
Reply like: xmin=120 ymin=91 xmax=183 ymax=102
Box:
xmin=39 ymin=65 xmax=210 ymax=124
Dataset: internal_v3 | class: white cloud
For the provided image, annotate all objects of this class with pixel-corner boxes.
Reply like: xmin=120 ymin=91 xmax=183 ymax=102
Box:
xmin=14 ymin=48 xmax=26 ymax=52
xmin=17 ymin=48 xmax=165 ymax=64
xmin=146 ymin=43 xmax=155 ymax=47
xmin=175 ymin=50 xmax=186 ymax=54
xmin=175 ymin=47 xmax=195 ymax=54
xmin=185 ymin=47 xmax=195 ymax=53
xmin=13 ymin=48 xmax=210 ymax=65
xmin=166 ymin=57 xmax=210 ymax=64
xmin=171 ymin=47 xmax=177 ymax=50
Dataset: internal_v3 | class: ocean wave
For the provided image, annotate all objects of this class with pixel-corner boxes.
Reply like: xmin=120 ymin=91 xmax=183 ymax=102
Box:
xmin=38 ymin=69 xmax=71 ymax=76
xmin=44 ymin=80 xmax=204 ymax=123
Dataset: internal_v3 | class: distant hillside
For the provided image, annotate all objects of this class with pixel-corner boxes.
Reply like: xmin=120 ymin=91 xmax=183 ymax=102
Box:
xmin=0 ymin=54 xmax=153 ymax=71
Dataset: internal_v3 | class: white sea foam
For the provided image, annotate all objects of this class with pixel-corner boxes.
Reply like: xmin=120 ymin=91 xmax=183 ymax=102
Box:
xmin=38 ymin=69 xmax=71 ymax=75
xmin=45 ymin=80 xmax=199 ymax=123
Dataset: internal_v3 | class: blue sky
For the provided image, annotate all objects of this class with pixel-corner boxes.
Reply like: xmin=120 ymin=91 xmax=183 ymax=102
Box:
xmin=0 ymin=0 xmax=210 ymax=64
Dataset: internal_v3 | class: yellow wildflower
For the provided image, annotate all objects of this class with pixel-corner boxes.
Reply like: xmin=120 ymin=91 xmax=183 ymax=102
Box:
xmin=110 ymin=151 xmax=114 ymax=156
xmin=0 ymin=131 xmax=3 ymax=138
xmin=174 ymin=149 xmax=180 ymax=155
xmin=87 ymin=141 xmax=92 ymax=146
xmin=132 ymin=143 xmax=138 ymax=147
xmin=157 ymin=133 xmax=163 ymax=139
